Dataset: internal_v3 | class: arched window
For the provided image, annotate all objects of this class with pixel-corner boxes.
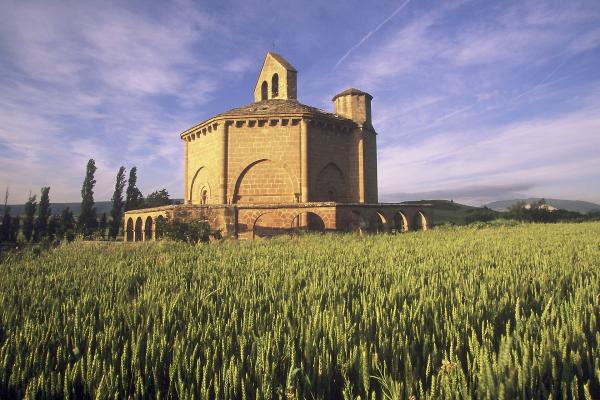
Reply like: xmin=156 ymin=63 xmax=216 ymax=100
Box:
xmin=261 ymin=81 xmax=268 ymax=100
xmin=201 ymin=189 xmax=207 ymax=205
xmin=271 ymin=74 xmax=279 ymax=98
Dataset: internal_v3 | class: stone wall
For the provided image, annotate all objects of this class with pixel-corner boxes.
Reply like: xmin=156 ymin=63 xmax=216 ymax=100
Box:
xmin=308 ymin=121 xmax=355 ymax=202
xmin=185 ymin=122 xmax=223 ymax=205
xmin=123 ymin=203 xmax=433 ymax=241
xmin=227 ymin=119 xmax=302 ymax=204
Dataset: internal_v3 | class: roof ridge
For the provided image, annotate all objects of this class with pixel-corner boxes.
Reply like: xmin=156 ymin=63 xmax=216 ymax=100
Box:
xmin=266 ymin=52 xmax=297 ymax=72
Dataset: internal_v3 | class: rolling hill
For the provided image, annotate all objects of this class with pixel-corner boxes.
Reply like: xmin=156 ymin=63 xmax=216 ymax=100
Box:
xmin=485 ymin=198 xmax=600 ymax=213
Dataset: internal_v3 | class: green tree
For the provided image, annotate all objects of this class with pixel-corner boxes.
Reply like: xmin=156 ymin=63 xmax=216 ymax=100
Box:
xmin=144 ymin=188 xmax=171 ymax=208
xmin=33 ymin=186 xmax=51 ymax=241
xmin=59 ymin=207 xmax=75 ymax=241
xmin=506 ymin=201 xmax=528 ymax=221
xmin=0 ymin=207 xmax=11 ymax=242
xmin=1 ymin=187 xmax=12 ymax=242
xmin=47 ymin=215 xmax=59 ymax=240
xmin=125 ymin=166 xmax=143 ymax=211
xmin=109 ymin=166 xmax=127 ymax=239
xmin=79 ymin=159 xmax=98 ymax=237
xmin=22 ymin=194 xmax=37 ymax=242
xmin=10 ymin=216 xmax=19 ymax=242
xmin=98 ymin=213 xmax=107 ymax=239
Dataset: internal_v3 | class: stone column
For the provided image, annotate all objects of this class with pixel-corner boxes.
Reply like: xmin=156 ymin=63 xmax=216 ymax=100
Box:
xmin=220 ymin=122 xmax=229 ymax=204
xmin=300 ymin=119 xmax=309 ymax=203
xmin=184 ymin=140 xmax=189 ymax=204
xmin=357 ymin=130 xmax=365 ymax=203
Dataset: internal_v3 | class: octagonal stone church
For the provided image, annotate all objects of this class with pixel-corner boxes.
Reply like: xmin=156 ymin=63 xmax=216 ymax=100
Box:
xmin=124 ymin=53 xmax=432 ymax=240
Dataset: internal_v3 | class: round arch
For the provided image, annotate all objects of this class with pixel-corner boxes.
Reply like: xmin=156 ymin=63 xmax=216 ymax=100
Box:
xmin=252 ymin=212 xmax=284 ymax=239
xmin=126 ymin=218 xmax=134 ymax=242
xmin=232 ymin=159 xmax=297 ymax=204
xmin=261 ymin=81 xmax=268 ymax=100
xmin=315 ymin=162 xmax=347 ymax=202
xmin=371 ymin=211 xmax=387 ymax=233
xmin=271 ymin=73 xmax=279 ymax=98
xmin=189 ymin=167 xmax=211 ymax=204
xmin=414 ymin=211 xmax=428 ymax=231
xmin=134 ymin=217 xmax=143 ymax=242
xmin=393 ymin=212 xmax=409 ymax=233
xmin=290 ymin=212 xmax=325 ymax=235
xmin=144 ymin=216 xmax=153 ymax=241
xmin=347 ymin=210 xmax=367 ymax=233
xmin=229 ymin=157 xmax=300 ymax=200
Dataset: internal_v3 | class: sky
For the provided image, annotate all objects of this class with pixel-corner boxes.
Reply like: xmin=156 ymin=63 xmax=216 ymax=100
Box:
xmin=1 ymin=0 xmax=599 ymax=206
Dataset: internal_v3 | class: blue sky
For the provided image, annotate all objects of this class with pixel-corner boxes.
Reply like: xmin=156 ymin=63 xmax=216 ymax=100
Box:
xmin=1 ymin=0 xmax=599 ymax=205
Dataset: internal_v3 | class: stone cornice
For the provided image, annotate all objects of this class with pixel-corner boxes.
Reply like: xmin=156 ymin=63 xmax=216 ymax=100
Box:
xmin=180 ymin=112 xmax=358 ymax=142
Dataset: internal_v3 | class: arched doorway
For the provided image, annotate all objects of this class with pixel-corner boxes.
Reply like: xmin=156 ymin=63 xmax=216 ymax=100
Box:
xmin=393 ymin=212 xmax=409 ymax=233
xmin=290 ymin=212 xmax=325 ymax=235
xmin=414 ymin=211 xmax=428 ymax=231
xmin=144 ymin=217 xmax=153 ymax=241
xmin=126 ymin=218 xmax=134 ymax=242
xmin=134 ymin=217 xmax=143 ymax=242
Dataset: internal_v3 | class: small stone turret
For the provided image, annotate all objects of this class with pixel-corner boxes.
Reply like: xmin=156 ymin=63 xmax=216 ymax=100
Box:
xmin=332 ymin=88 xmax=373 ymax=127
xmin=253 ymin=52 xmax=298 ymax=102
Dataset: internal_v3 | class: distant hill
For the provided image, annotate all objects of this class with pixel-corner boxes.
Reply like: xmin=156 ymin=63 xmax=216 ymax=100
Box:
xmin=485 ymin=198 xmax=600 ymax=213
xmin=401 ymin=199 xmax=500 ymax=225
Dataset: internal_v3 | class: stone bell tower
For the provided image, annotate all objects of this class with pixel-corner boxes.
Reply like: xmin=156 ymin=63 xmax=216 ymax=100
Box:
xmin=332 ymin=88 xmax=378 ymax=203
xmin=253 ymin=52 xmax=298 ymax=101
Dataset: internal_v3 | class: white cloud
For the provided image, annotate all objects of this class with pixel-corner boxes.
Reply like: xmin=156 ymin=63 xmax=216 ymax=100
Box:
xmin=0 ymin=1 xmax=239 ymax=203
xmin=378 ymin=105 xmax=600 ymax=203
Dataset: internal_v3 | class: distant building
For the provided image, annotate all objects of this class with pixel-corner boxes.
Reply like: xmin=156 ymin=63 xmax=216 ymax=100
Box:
xmin=523 ymin=203 xmax=558 ymax=211
xmin=124 ymin=53 xmax=432 ymax=240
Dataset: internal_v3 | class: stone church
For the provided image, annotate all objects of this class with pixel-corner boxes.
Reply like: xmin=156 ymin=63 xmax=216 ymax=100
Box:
xmin=124 ymin=53 xmax=432 ymax=240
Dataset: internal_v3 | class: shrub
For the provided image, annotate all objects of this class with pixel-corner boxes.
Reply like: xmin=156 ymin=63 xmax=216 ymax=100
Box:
xmin=156 ymin=218 xmax=213 ymax=243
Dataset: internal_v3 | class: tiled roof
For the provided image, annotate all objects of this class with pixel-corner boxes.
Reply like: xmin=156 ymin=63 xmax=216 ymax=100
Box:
xmin=332 ymin=88 xmax=373 ymax=101
xmin=213 ymin=99 xmax=352 ymax=122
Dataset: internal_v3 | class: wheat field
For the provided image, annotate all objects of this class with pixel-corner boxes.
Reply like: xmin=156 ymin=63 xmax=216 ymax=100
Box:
xmin=1 ymin=222 xmax=599 ymax=399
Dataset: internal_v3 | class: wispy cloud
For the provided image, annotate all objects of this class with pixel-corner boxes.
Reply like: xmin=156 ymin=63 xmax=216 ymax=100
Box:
xmin=0 ymin=0 xmax=243 ymax=202
xmin=333 ymin=0 xmax=412 ymax=69
xmin=378 ymin=101 xmax=600 ymax=204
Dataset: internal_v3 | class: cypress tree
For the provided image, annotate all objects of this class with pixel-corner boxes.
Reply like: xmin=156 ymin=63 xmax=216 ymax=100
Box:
xmin=47 ymin=215 xmax=59 ymax=240
xmin=109 ymin=166 xmax=126 ymax=239
xmin=34 ymin=186 xmax=51 ymax=241
xmin=99 ymin=213 xmax=107 ymax=239
xmin=79 ymin=159 xmax=98 ymax=237
xmin=125 ymin=166 xmax=143 ymax=211
xmin=60 ymin=207 xmax=75 ymax=241
xmin=23 ymin=194 xmax=37 ymax=242
xmin=10 ymin=215 xmax=19 ymax=242
xmin=1 ymin=187 xmax=11 ymax=242
xmin=0 ymin=207 xmax=10 ymax=242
